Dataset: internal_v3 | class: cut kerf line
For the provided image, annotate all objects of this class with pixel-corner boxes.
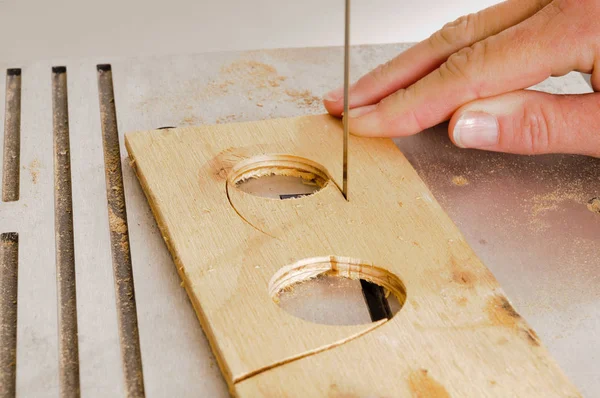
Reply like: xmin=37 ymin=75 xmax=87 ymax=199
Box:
xmin=0 ymin=232 xmax=18 ymax=398
xmin=2 ymin=69 xmax=22 ymax=202
xmin=234 ymin=318 xmax=387 ymax=384
xmin=52 ymin=66 xmax=81 ymax=398
xmin=97 ymin=64 xmax=145 ymax=398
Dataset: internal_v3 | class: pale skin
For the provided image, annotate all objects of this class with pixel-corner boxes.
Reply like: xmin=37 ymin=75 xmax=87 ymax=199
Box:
xmin=323 ymin=0 xmax=600 ymax=157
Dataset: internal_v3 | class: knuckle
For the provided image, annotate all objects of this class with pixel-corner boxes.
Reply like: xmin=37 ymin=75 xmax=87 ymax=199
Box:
xmin=438 ymin=41 xmax=489 ymax=96
xmin=362 ymin=59 xmax=395 ymax=87
xmin=517 ymin=101 xmax=556 ymax=154
xmin=379 ymin=89 xmax=427 ymax=133
xmin=430 ymin=13 xmax=480 ymax=49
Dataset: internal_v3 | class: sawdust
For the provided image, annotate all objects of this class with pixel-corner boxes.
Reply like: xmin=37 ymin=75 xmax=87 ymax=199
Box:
xmin=285 ymin=89 xmax=321 ymax=109
xmin=120 ymin=234 xmax=129 ymax=252
xmin=530 ymin=186 xmax=587 ymax=217
xmin=524 ymin=180 xmax=592 ymax=232
xmin=451 ymin=175 xmax=468 ymax=186
xmin=136 ymin=56 xmax=328 ymax=124
xmin=205 ymin=79 xmax=235 ymax=95
xmin=216 ymin=114 xmax=241 ymax=124
xmin=27 ymin=159 xmax=40 ymax=184
xmin=137 ymin=59 xmax=290 ymax=121
xmin=217 ymin=60 xmax=287 ymax=92
xmin=587 ymin=197 xmax=600 ymax=214
xmin=222 ymin=60 xmax=276 ymax=76
xmin=108 ymin=208 xmax=128 ymax=235
xmin=180 ymin=115 xmax=204 ymax=126
xmin=268 ymin=76 xmax=286 ymax=87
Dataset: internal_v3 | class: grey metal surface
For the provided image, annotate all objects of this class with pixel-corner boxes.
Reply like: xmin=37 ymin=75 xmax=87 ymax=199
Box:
xmin=0 ymin=43 xmax=598 ymax=397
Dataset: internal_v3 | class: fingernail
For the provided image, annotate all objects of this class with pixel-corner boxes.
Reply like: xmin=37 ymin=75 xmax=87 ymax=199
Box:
xmin=453 ymin=112 xmax=499 ymax=148
xmin=348 ymin=104 xmax=377 ymax=118
xmin=324 ymin=86 xmax=344 ymax=102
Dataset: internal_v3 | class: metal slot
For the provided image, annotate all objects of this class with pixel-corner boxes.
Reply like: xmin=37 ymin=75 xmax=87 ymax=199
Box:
xmin=359 ymin=279 xmax=392 ymax=322
xmin=2 ymin=69 xmax=22 ymax=202
xmin=0 ymin=232 xmax=18 ymax=398
xmin=97 ymin=64 xmax=145 ymax=398
xmin=52 ymin=66 xmax=81 ymax=398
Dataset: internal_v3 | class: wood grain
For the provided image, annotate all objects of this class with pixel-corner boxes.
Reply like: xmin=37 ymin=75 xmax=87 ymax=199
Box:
xmin=125 ymin=114 xmax=580 ymax=397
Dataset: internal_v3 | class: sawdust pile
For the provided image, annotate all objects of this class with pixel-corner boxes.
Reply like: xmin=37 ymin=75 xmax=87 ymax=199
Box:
xmin=210 ymin=60 xmax=288 ymax=95
xmin=451 ymin=175 xmax=469 ymax=186
xmin=588 ymin=197 xmax=600 ymax=214
xmin=284 ymin=89 xmax=321 ymax=109
xmin=137 ymin=57 xmax=326 ymax=125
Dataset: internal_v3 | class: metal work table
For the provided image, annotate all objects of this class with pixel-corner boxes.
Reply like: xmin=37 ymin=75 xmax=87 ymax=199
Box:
xmin=1 ymin=43 xmax=598 ymax=397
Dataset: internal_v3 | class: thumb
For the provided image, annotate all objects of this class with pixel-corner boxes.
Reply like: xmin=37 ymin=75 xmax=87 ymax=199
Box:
xmin=449 ymin=91 xmax=600 ymax=157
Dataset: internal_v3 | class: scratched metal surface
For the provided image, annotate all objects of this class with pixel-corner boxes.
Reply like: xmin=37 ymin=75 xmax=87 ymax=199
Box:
xmin=0 ymin=43 xmax=598 ymax=397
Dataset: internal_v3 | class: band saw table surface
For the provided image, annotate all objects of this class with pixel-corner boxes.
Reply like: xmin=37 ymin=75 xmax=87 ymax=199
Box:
xmin=0 ymin=43 xmax=599 ymax=397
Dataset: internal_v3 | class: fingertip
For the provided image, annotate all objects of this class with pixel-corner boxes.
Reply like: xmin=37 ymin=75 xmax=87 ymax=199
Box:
xmin=323 ymin=97 xmax=343 ymax=116
xmin=324 ymin=86 xmax=343 ymax=102
xmin=322 ymin=86 xmax=344 ymax=116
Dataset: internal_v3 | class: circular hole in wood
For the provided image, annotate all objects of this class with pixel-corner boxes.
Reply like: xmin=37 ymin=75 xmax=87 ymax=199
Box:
xmin=269 ymin=256 xmax=406 ymax=325
xmin=229 ymin=155 xmax=330 ymax=199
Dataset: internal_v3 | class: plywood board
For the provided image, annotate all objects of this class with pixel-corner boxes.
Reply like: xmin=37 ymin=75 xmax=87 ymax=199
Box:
xmin=125 ymin=114 xmax=580 ymax=397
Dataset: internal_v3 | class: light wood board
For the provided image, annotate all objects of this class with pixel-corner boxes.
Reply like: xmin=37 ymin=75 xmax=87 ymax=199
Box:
xmin=125 ymin=114 xmax=580 ymax=397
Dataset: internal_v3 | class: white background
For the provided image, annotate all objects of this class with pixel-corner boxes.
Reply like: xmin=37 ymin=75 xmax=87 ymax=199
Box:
xmin=0 ymin=0 xmax=500 ymax=63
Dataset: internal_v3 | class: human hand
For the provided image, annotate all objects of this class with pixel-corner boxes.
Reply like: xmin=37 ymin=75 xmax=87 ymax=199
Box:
xmin=323 ymin=0 xmax=600 ymax=157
